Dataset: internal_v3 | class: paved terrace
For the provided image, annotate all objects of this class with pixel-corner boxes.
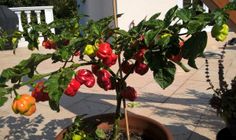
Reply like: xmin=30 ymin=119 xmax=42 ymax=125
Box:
xmin=0 ymin=32 xmax=235 ymax=140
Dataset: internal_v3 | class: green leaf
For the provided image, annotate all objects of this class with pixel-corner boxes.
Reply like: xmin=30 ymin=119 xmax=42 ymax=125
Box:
xmin=144 ymin=51 xmax=163 ymax=71
xmin=188 ymin=58 xmax=197 ymax=69
xmin=149 ymin=13 xmax=161 ymax=20
xmin=45 ymin=73 xmax=61 ymax=112
xmin=0 ymin=87 xmax=9 ymax=96
xmin=44 ymin=68 xmax=74 ymax=112
xmin=144 ymin=30 xmax=159 ymax=46
xmin=187 ymin=20 xmax=203 ymax=34
xmin=95 ymin=128 xmax=106 ymax=139
xmin=153 ymin=61 xmax=176 ymax=89
xmin=127 ymin=102 xmax=141 ymax=108
xmin=164 ymin=5 xmax=178 ymax=26
xmin=224 ymin=2 xmax=236 ymax=10
xmin=182 ymin=31 xmax=207 ymax=69
xmin=0 ymin=68 xmax=16 ymax=83
xmin=0 ymin=96 xmax=7 ymax=106
xmin=91 ymin=24 xmax=100 ymax=35
xmin=212 ymin=10 xmax=228 ymax=26
xmin=176 ymin=8 xmax=192 ymax=22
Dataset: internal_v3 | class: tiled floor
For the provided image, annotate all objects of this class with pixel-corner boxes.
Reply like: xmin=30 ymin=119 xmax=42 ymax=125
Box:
xmin=0 ymin=32 xmax=235 ymax=139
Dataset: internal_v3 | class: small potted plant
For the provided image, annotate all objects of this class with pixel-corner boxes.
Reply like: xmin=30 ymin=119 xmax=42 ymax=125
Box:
xmin=0 ymin=2 xmax=235 ymax=140
xmin=205 ymin=41 xmax=236 ymax=139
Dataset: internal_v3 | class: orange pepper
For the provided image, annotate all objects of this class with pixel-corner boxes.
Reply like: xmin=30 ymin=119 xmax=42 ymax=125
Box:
xmin=12 ymin=94 xmax=36 ymax=116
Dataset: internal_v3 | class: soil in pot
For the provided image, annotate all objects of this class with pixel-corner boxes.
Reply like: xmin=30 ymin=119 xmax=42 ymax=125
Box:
xmin=56 ymin=113 xmax=173 ymax=140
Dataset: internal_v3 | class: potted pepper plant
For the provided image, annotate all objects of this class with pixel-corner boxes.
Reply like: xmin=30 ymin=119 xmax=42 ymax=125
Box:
xmin=0 ymin=2 xmax=235 ymax=140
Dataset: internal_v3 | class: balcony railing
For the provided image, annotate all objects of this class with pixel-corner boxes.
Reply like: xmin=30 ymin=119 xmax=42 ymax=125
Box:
xmin=9 ymin=6 xmax=54 ymax=33
xmin=8 ymin=6 xmax=54 ymax=47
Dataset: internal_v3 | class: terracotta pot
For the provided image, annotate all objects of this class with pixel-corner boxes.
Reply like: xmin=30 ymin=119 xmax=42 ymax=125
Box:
xmin=56 ymin=112 xmax=173 ymax=140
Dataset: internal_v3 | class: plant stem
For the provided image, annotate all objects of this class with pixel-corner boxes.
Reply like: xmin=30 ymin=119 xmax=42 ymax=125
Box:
xmin=112 ymin=87 xmax=122 ymax=140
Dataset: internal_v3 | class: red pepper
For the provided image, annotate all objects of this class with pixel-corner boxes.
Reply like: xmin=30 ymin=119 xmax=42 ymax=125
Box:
xmin=91 ymin=64 xmax=100 ymax=76
xmin=135 ymin=62 xmax=149 ymax=75
xmin=97 ymin=69 xmax=114 ymax=91
xmin=42 ymin=39 xmax=56 ymax=49
xmin=74 ymin=50 xmax=80 ymax=56
xmin=120 ymin=86 xmax=137 ymax=101
xmin=31 ymin=81 xmax=49 ymax=102
xmin=169 ymin=54 xmax=182 ymax=62
xmin=133 ymin=47 xmax=147 ymax=62
xmin=168 ymin=41 xmax=184 ymax=62
xmin=121 ymin=61 xmax=134 ymax=74
xmin=63 ymin=39 xmax=70 ymax=46
xmin=96 ymin=42 xmax=112 ymax=59
xmin=64 ymin=78 xmax=81 ymax=96
xmin=76 ymin=69 xmax=95 ymax=88
xmin=102 ymin=53 xmax=118 ymax=67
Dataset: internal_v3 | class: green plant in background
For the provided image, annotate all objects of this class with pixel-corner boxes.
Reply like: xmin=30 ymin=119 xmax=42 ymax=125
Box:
xmin=206 ymin=42 xmax=236 ymax=124
xmin=0 ymin=0 xmax=78 ymax=19
xmin=0 ymin=2 xmax=235 ymax=139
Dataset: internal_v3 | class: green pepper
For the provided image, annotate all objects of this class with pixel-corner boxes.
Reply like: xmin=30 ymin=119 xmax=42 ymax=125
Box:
xmin=211 ymin=24 xmax=229 ymax=42
xmin=83 ymin=44 xmax=96 ymax=56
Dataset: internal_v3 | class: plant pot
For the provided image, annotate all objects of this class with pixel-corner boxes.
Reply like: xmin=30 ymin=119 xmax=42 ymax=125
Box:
xmin=56 ymin=112 xmax=173 ymax=140
xmin=217 ymin=118 xmax=236 ymax=140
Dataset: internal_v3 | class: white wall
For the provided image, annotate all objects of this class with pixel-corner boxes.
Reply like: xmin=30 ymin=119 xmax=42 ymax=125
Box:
xmin=117 ymin=0 xmax=178 ymax=30
xmin=77 ymin=0 xmax=181 ymax=30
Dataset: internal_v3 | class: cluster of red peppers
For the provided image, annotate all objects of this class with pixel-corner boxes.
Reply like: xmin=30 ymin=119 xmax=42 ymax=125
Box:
xmin=96 ymin=42 xmax=118 ymax=67
xmin=121 ymin=47 xmax=149 ymax=76
xmin=64 ymin=69 xmax=95 ymax=96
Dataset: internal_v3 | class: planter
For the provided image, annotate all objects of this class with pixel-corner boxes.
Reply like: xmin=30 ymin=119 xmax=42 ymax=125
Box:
xmin=56 ymin=112 xmax=173 ymax=140
xmin=217 ymin=118 xmax=236 ymax=140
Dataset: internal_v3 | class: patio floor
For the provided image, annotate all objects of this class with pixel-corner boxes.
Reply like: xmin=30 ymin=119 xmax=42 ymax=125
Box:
xmin=0 ymin=32 xmax=235 ymax=140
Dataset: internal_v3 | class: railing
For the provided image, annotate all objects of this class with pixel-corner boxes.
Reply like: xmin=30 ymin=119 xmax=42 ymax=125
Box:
xmin=9 ymin=6 xmax=54 ymax=33
xmin=8 ymin=6 xmax=54 ymax=47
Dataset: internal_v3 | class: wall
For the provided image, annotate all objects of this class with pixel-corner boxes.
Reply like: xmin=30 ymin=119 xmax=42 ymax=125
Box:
xmin=77 ymin=0 xmax=113 ymax=25
xmin=77 ymin=0 xmax=179 ymax=30
xmin=117 ymin=0 xmax=178 ymax=30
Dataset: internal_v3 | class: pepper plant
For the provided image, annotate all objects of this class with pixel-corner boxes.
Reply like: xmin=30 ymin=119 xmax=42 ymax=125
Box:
xmin=0 ymin=2 xmax=235 ymax=139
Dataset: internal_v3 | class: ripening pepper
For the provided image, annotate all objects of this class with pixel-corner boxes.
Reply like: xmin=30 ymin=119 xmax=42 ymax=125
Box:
xmin=72 ymin=134 xmax=82 ymax=140
xmin=31 ymin=81 xmax=49 ymax=102
xmin=160 ymin=33 xmax=172 ymax=39
xmin=121 ymin=61 xmax=134 ymax=74
xmin=102 ymin=53 xmax=118 ymax=67
xmin=83 ymin=44 xmax=96 ymax=57
xmin=64 ymin=78 xmax=81 ymax=96
xmin=133 ymin=47 xmax=147 ymax=62
xmin=76 ymin=69 xmax=95 ymax=88
xmin=97 ymin=69 xmax=114 ymax=91
xmin=96 ymin=42 xmax=112 ymax=59
xmin=135 ymin=62 xmax=149 ymax=75
xmin=91 ymin=64 xmax=100 ymax=76
xmin=211 ymin=24 xmax=229 ymax=42
xmin=42 ymin=39 xmax=56 ymax=49
xmin=120 ymin=86 xmax=138 ymax=101
xmin=168 ymin=41 xmax=184 ymax=62
xmin=12 ymin=94 xmax=36 ymax=116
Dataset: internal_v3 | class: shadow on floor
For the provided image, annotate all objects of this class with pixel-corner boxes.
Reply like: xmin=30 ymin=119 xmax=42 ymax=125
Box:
xmin=0 ymin=114 xmax=72 ymax=140
xmin=0 ymin=89 xmax=223 ymax=139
